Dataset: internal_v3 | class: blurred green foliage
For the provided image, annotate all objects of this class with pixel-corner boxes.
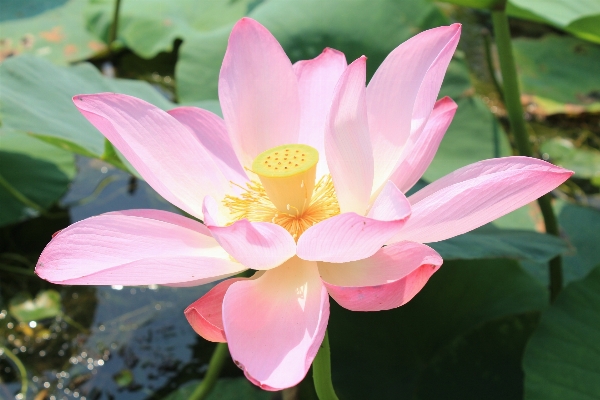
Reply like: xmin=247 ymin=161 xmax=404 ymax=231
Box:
xmin=523 ymin=264 xmax=600 ymax=399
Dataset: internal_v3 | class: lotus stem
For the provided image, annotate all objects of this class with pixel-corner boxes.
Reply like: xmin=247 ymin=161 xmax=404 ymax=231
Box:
xmin=0 ymin=346 xmax=28 ymax=398
xmin=108 ymin=0 xmax=122 ymax=48
xmin=188 ymin=342 xmax=229 ymax=400
xmin=313 ymin=329 xmax=339 ymax=400
xmin=491 ymin=8 xmax=563 ymax=302
xmin=482 ymin=28 xmax=504 ymax=103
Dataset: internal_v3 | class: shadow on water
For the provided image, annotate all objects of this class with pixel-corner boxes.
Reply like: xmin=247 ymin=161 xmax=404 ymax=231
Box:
xmin=0 ymin=157 xmax=244 ymax=399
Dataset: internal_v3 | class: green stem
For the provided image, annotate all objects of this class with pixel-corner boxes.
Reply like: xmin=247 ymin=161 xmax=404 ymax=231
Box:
xmin=108 ymin=0 xmax=122 ymax=47
xmin=482 ymin=28 xmax=504 ymax=103
xmin=312 ymin=330 xmax=339 ymax=400
xmin=492 ymin=9 xmax=563 ymax=302
xmin=188 ymin=343 xmax=229 ymax=400
xmin=0 ymin=346 xmax=28 ymax=397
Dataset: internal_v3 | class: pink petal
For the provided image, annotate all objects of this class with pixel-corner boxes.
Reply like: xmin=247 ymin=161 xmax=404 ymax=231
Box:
xmin=73 ymin=94 xmax=230 ymax=219
xmin=36 ymin=210 xmax=246 ymax=285
xmin=325 ymin=56 xmax=374 ymax=214
xmin=223 ymin=257 xmax=329 ymax=390
xmin=319 ymin=241 xmax=442 ymax=311
xmin=367 ymin=24 xmax=461 ymax=191
xmin=185 ymin=278 xmax=245 ymax=343
xmin=219 ymin=18 xmax=300 ymax=169
xmin=167 ymin=106 xmax=248 ymax=190
xmin=293 ymin=48 xmax=347 ymax=178
xmin=202 ymin=197 xmax=296 ymax=270
xmin=393 ymin=157 xmax=573 ymax=243
xmin=384 ymin=97 xmax=457 ymax=194
xmin=297 ymin=181 xmax=410 ymax=262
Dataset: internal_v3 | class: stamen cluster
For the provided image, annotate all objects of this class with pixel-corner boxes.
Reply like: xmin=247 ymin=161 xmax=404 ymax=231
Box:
xmin=223 ymin=175 xmax=340 ymax=240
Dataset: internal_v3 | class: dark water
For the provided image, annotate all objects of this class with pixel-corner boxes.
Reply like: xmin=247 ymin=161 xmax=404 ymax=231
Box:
xmin=0 ymin=157 xmax=239 ymax=399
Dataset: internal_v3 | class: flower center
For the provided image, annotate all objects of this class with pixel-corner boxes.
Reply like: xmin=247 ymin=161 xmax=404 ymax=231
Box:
xmin=223 ymin=144 xmax=340 ymax=240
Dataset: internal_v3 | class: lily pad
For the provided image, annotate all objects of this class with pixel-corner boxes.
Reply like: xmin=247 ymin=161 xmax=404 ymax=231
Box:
xmin=523 ymin=264 xmax=600 ymax=400
xmin=176 ymin=0 xmax=447 ymax=102
xmin=0 ymin=128 xmax=75 ymax=227
xmin=540 ymin=138 xmax=600 ymax=182
xmin=416 ymin=312 xmax=540 ymax=400
xmin=519 ymin=202 xmax=600 ymax=286
xmin=559 ymin=203 xmax=600 ymax=283
xmin=163 ymin=378 xmax=271 ymax=400
xmin=513 ymin=35 xmax=600 ymax=115
xmin=328 ymin=258 xmax=547 ymax=399
xmin=0 ymin=55 xmax=174 ymax=159
xmin=508 ymin=0 xmax=600 ymax=45
xmin=0 ymin=0 xmax=106 ymax=65
xmin=431 ymin=228 xmax=568 ymax=263
xmin=8 ymin=289 xmax=61 ymax=322
xmin=86 ymin=0 xmax=249 ymax=58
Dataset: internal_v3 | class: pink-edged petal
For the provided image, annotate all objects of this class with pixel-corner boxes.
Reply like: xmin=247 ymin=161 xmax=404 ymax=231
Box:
xmin=326 ymin=56 xmax=374 ymax=214
xmin=36 ymin=209 xmax=246 ymax=285
xmin=223 ymin=257 xmax=329 ymax=391
xmin=367 ymin=24 xmax=461 ymax=191
xmin=185 ymin=278 xmax=245 ymax=343
xmin=202 ymin=197 xmax=296 ymax=270
xmin=294 ymin=48 xmax=347 ymax=177
xmin=297 ymin=181 xmax=410 ymax=262
xmin=319 ymin=241 xmax=442 ymax=311
xmin=384 ymin=97 xmax=457 ymax=194
xmin=219 ymin=18 xmax=300 ymax=169
xmin=167 ymin=106 xmax=248 ymax=190
xmin=73 ymin=94 xmax=230 ymax=219
xmin=393 ymin=157 xmax=573 ymax=244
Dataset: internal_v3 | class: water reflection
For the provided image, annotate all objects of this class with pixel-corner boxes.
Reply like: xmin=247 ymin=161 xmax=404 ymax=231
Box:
xmin=0 ymin=157 xmax=232 ymax=399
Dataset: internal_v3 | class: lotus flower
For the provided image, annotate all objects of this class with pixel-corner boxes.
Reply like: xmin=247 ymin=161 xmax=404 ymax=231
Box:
xmin=36 ymin=18 xmax=571 ymax=390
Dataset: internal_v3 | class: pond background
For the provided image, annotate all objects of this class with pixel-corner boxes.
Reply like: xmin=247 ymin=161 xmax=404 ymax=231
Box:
xmin=1 ymin=0 xmax=600 ymax=399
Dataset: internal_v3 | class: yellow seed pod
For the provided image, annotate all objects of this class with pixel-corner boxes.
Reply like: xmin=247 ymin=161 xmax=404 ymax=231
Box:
xmin=252 ymin=144 xmax=319 ymax=215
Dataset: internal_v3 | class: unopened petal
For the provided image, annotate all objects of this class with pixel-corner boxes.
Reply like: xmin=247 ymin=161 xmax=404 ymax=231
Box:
xmin=185 ymin=278 xmax=246 ymax=343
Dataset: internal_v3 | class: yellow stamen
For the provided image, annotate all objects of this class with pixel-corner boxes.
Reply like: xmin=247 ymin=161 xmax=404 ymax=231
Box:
xmin=223 ymin=174 xmax=340 ymax=241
